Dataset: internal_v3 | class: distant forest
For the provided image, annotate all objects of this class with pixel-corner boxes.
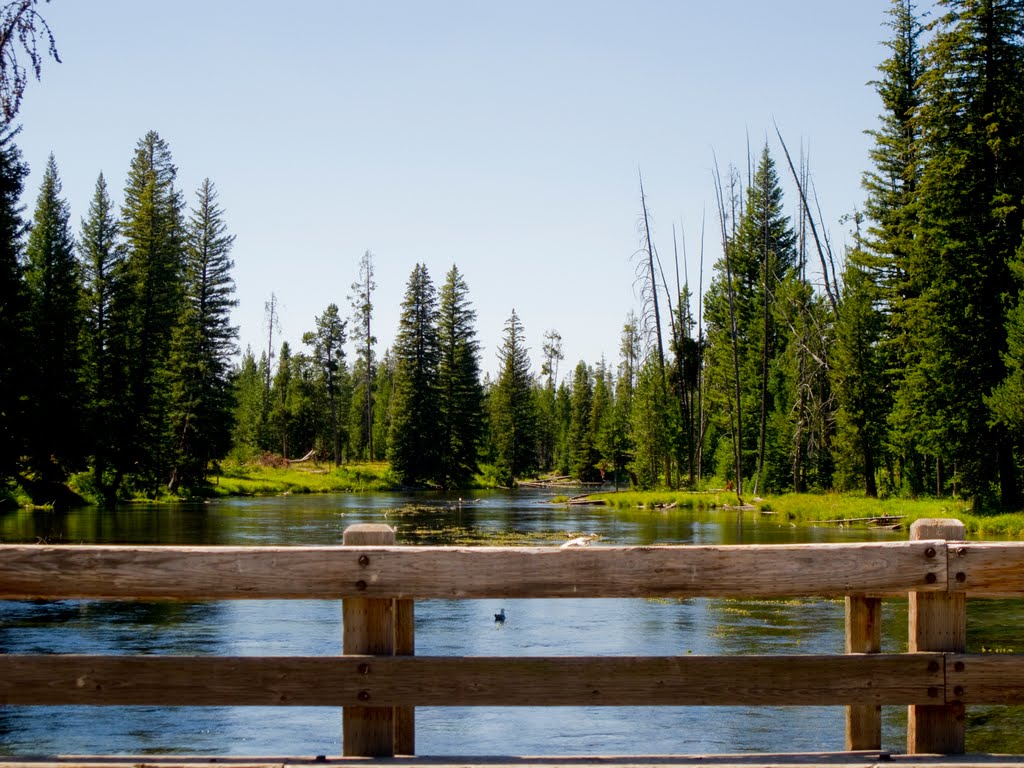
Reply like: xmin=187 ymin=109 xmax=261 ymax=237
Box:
xmin=4 ymin=0 xmax=1024 ymax=509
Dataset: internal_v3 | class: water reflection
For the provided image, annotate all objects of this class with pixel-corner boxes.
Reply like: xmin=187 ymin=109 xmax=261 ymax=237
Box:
xmin=0 ymin=489 xmax=1022 ymax=755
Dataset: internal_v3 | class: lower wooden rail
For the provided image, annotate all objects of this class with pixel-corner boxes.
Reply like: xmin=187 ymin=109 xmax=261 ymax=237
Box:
xmin=1 ymin=518 xmax=1023 ymax=761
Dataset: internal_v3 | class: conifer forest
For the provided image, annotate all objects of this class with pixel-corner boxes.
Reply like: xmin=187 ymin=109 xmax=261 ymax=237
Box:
xmin=4 ymin=0 xmax=1024 ymax=509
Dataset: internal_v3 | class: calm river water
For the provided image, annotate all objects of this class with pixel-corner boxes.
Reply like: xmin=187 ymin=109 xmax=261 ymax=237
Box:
xmin=1 ymin=489 xmax=1022 ymax=756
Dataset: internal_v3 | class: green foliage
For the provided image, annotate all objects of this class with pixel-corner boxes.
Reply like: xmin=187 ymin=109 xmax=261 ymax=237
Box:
xmin=435 ymin=265 xmax=484 ymax=489
xmin=304 ymin=303 xmax=348 ymax=465
xmin=0 ymin=126 xmax=27 ymax=486
xmin=388 ymin=264 xmax=440 ymax=485
xmin=489 ymin=309 xmax=537 ymax=485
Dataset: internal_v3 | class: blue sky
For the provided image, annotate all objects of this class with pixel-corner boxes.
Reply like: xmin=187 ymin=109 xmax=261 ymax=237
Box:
xmin=16 ymin=0 xmax=897 ymax=379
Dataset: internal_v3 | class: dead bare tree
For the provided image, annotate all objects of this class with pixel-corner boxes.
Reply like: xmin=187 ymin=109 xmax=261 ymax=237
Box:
xmin=0 ymin=0 xmax=59 ymax=123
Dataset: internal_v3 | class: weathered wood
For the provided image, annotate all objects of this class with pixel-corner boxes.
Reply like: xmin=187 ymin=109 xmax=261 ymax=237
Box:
xmin=343 ymin=524 xmax=399 ymax=758
xmin=908 ymin=520 xmax=966 ymax=756
xmin=946 ymin=542 xmax=1024 ymax=596
xmin=0 ymin=540 xmax=947 ymax=600
xmin=845 ymin=595 xmax=882 ymax=751
xmin=945 ymin=654 xmax=1024 ymax=704
xmin=0 ymin=653 xmax=945 ymax=707
xmin=5 ymin=753 xmax=1022 ymax=767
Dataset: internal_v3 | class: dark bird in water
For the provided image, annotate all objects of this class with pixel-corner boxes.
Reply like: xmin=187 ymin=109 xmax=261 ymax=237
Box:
xmin=494 ymin=608 xmax=506 ymax=623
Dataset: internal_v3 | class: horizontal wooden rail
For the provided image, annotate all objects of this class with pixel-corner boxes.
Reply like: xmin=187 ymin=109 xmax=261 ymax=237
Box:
xmin=0 ymin=653 xmax=950 ymax=707
xmin=0 ymin=540 xmax=950 ymax=599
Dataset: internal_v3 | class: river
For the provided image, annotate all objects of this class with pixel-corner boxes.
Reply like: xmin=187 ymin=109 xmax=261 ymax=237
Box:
xmin=1 ymin=489 xmax=1021 ymax=756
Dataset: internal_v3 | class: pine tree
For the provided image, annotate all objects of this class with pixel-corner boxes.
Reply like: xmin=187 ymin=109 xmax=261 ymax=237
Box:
xmin=372 ymin=349 xmax=394 ymax=460
xmin=490 ymin=309 xmax=536 ymax=485
xmin=0 ymin=126 xmax=28 ymax=490
xmin=896 ymin=0 xmax=1024 ymax=505
xmin=79 ymin=173 xmax=123 ymax=501
xmin=23 ymin=153 xmax=85 ymax=483
xmin=304 ymin=303 xmax=348 ymax=465
xmin=567 ymin=361 xmax=596 ymax=481
xmin=112 ymin=130 xmax=186 ymax=492
xmin=436 ymin=265 xmax=484 ymax=489
xmin=348 ymin=250 xmax=376 ymax=460
xmin=166 ymin=179 xmax=238 ymax=491
xmin=388 ymin=264 xmax=440 ymax=484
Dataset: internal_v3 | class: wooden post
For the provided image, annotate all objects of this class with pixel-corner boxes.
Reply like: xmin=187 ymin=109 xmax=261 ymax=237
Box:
xmin=845 ymin=594 xmax=881 ymax=750
xmin=342 ymin=524 xmax=414 ymax=757
xmin=907 ymin=518 xmax=965 ymax=755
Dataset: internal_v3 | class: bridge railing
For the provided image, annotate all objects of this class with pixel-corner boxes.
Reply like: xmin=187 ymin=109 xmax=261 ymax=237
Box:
xmin=1 ymin=517 xmax=1023 ymax=758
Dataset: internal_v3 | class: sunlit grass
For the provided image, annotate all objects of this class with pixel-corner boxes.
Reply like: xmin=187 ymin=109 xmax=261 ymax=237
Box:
xmin=210 ymin=460 xmax=395 ymax=496
xmin=578 ymin=488 xmax=1024 ymax=537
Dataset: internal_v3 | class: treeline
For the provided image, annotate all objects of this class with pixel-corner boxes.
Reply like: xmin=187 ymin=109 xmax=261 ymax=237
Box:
xmin=0 ymin=129 xmax=238 ymax=504
xmin=6 ymin=0 xmax=1024 ymax=509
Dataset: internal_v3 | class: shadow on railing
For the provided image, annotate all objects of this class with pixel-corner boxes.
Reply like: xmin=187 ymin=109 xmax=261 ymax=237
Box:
xmin=1 ymin=518 xmax=1023 ymax=758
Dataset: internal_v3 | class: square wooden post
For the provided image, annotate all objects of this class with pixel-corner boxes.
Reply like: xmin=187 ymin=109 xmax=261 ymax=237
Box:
xmin=342 ymin=524 xmax=415 ymax=757
xmin=845 ymin=594 xmax=881 ymax=750
xmin=908 ymin=518 xmax=965 ymax=755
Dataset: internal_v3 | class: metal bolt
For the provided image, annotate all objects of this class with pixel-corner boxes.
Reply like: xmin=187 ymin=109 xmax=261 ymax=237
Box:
xmin=956 ymin=572 xmax=966 ymax=583
xmin=358 ymin=555 xmax=370 ymax=567
xmin=927 ymin=686 xmax=939 ymax=698
xmin=357 ymin=663 xmax=370 ymax=675
xmin=957 ymin=547 xmax=967 ymax=557
xmin=954 ymin=685 xmax=965 ymax=697
xmin=355 ymin=580 xmax=367 ymax=591
xmin=358 ymin=690 xmax=371 ymax=702
xmin=925 ymin=547 xmax=936 ymax=559
xmin=927 ymin=661 xmax=940 ymax=673
xmin=925 ymin=572 xmax=937 ymax=584
xmin=954 ymin=661 xmax=965 ymax=673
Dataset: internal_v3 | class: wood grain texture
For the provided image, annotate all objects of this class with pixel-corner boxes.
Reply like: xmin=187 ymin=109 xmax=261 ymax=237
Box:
xmin=0 ymin=541 xmax=947 ymax=600
xmin=0 ymin=654 xmax=944 ymax=707
xmin=946 ymin=654 xmax=1024 ymax=704
xmin=845 ymin=596 xmax=882 ymax=751
xmin=342 ymin=525 xmax=397 ymax=758
xmin=908 ymin=520 xmax=966 ymax=756
xmin=947 ymin=543 xmax=1024 ymax=596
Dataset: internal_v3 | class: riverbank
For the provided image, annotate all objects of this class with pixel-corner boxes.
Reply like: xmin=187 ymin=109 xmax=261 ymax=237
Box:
xmin=583 ymin=488 xmax=1024 ymax=537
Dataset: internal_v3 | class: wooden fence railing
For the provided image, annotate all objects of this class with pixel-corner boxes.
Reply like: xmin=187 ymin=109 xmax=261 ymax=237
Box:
xmin=1 ymin=517 xmax=1024 ymax=759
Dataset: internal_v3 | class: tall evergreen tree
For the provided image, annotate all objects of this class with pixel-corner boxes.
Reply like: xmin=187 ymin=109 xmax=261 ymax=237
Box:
xmin=79 ymin=172 xmax=123 ymax=501
xmin=349 ymin=249 xmax=376 ymax=460
xmin=436 ymin=265 xmax=484 ymax=489
xmin=388 ymin=264 xmax=440 ymax=484
xmin=490 ymin=309 xmax=536 ymax=485
xmin=111 ymin=130 xmax=186 ymax=492
xmin=0 ymin=126 xmax=28 ymax=491
xmin=895 ymin=0 xmax=1024 ymax=505
xmin=23 ymin=153 xmax=85 ymax=482
xmin=567 ymin=361 xmax=597 ymax=481
xmin=304 ymin=303 xmax=348 ymax=465
xmin=166 ymin=179 xmax=238 ymax=491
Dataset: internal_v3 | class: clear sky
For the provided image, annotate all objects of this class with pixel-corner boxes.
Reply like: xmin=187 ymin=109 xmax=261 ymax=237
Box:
xmin=15 ymin=0 xmax=897 ymax=380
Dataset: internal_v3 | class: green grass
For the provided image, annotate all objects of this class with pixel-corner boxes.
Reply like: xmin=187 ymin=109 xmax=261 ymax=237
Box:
xmin=582 ymin=488 xmax=1024 ymax=537
xmin=210 ymin=460 xmax=396 ymax=496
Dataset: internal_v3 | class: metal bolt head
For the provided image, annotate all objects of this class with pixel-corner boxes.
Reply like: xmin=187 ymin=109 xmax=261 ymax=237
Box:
xmin=355 ymin=580 xmax=367 ymax=591
xmin=925 ymin=572 xmax=937 ymax=584
xmin=357 ymin=663 xmax=370 ymax=675
xmin=358 ymin=554 xmax=370 ymax=567
xmin=925 ymin=547 xmax=936 ymax=558
xmin=956 ymin=571 xmax=966 ymax=583
xmin=953 ymin=685 xmax=965 ymax=697
xmin=927 ymin=686 xmax=939 ymax=698
xmin=358 ymin=690 xmax=371 ymax=702
xmin=927 ymin=661 xmax=940 ymax=673
xmin=957 ymin=546 xmax=967 ymax=557
xmin=954 ymin=661 xmax=965 ymax=673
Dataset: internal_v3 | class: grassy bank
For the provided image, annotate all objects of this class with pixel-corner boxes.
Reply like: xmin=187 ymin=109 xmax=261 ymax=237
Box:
xmin=587 ymin=488 xmax=1024 ymax=537
xmin=210 ymin=460 xmax=396 ymax=496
